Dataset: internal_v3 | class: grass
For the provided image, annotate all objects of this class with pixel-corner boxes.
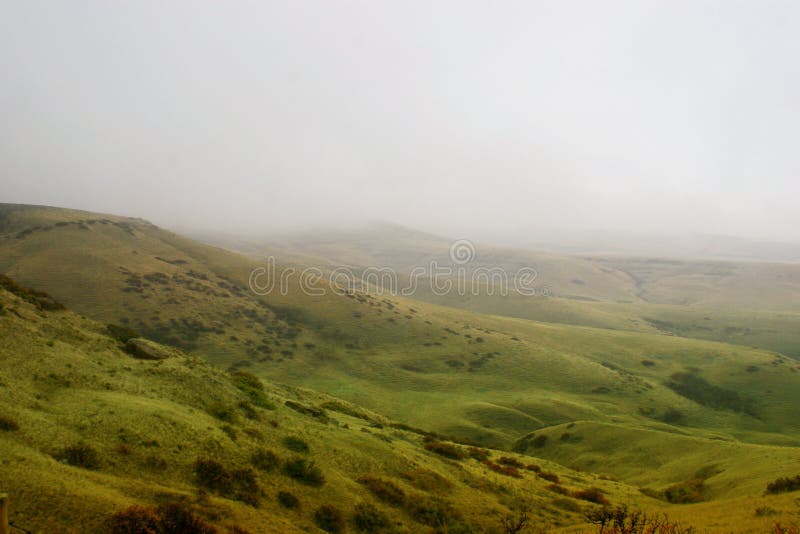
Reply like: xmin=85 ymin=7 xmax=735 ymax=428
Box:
xmin=4 ymin=204 xmax=800 ymax=532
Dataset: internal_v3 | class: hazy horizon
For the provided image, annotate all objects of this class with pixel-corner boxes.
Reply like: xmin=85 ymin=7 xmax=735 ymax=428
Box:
xmin=2 ymin=1 xmax=799 ymax=241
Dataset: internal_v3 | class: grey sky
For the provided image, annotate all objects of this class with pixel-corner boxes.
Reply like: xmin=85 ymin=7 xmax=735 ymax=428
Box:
xmin=1 ymin=1 xmax=799 ymax=240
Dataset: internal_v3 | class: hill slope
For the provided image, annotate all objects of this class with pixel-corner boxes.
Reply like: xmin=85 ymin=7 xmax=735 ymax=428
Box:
xmin=4 ymin=204 xmax=800 ymax=519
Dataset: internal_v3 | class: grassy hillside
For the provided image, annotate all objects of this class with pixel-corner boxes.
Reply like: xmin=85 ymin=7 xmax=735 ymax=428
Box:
xmin=5 ymin=204 xmax=800 ymax=532
xmin=208 ymin=222 xmax=800 ymax=357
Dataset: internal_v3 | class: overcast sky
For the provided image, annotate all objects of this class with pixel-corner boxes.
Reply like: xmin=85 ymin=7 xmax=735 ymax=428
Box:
xmin=1 ymin=1 xmax=799 ymax=240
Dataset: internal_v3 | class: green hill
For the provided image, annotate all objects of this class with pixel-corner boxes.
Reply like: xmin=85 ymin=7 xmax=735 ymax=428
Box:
xmin=4 ymin=204 xmax=800 ymax=532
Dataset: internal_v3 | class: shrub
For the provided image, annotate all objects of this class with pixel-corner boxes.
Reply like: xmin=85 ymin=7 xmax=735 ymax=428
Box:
xmin=0 ymin=274 xmax=64 ymax=311
xmin=194 ymin=458 xmax=234 ymax=494
xmin=405 ymin=496 xmax=459 ymax=528
xmin=531 ymin=435 xmax=548 ymax=448
xmin=57 ymin=443 xmax=101 ymax=469
xmin=537 ymin=471 xmax=559 ymax=483
xmin=467 ymin=447 xmax=490 ymax=461
xmin=237 ymin=401 xmax=260 ymax=421
xmin=483 ymin=460 xmax=523 ymax=478
xmin=766 ymin=475 xmax=800 ymax=494
xmin=282 ymin=436 xmax=310 ymax=453
xmin=107 ymin=503 xmax=217 ymax=534
xmin=525 ymin=464 xmax=541 ymax=473
xmin=107 ymin=324 xmax=139 ymax=344
xmin=315 ymin=504 xmax=345 ymax=533
xmin=208 ymin=403 xmax=238 ymax=423
xmin=497 ymin=457 xmax=524 ymax=468
xmin=424 ymin=440 xmax=466 ymax=460
xmin=106 ymin=505 xmax=161 ymax=534
xmin=283 ymin=457 xmax=325 ymax=486
xmin=572 ymin=487 xmax=609 ymax=505
xmin=352 ymin=502 xmax=390 ymax=533
xmin=585 ymin=505 xmax=695 ymax=534
xmin=157 ymin=503 xmax=217 ymax=533
xmin=663 ymin=478 xmax=705 ymax=503
xmin=277 ymin=491 xmax=300 ymax=509
xmin=401 ymin=467 xmax=452 ymax=492
xmin=0 ymin=415 xmax=19 ymax=431
xmin=251 ymin=448 xmax=280 ymax=472
xmin=231 ymin=371 xmax=274 ymax=408
xmin=546 ymin=484 xmax=570 ymax=495
xmin=358 ymin=476 xmax=405 ymax=506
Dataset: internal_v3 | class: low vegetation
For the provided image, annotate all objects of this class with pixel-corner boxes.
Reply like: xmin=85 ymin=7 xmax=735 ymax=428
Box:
xmin=766 ymin=475 xmax=800 ymax=494
xmin=283 ymin=457 xmax=325 ymax=486
xmin=314 ymin=504 xmax=345 ymax=533
xmin=107 ymin=502 xmax=218 ymax=534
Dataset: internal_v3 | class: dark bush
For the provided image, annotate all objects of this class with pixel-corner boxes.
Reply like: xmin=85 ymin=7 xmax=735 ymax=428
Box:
xmin=283 ymin=457 xmax=325 ymax=486
xmin=766 ymin=475 xmax=800 ymax=494
xmin=282 ymin=436 xmax=310 ymax=453
xmin=546 ymin=484 xmax=570 ymax=495
xmin=208 ymin=403 xmax=238 ymax=423
xmin=525 ymin=464 xmax=541 ymax=473
xmin=157 ymin=503 xmax=217 ymax=533
xmin=194 ymin=458 xmax=233 ymax=494
xmin=107 ymin=324 xmax=139 ymax=344
xmin=663 ymin=478 xmax=705 ymax=503
xmin=237 ymin=401 xmax=260 ymax=421
xmin=107 ymin=503 xmax=217 ymax=534
xmin=0 ymin=415 xmax=19 ymax=431
xmin=231 ymin=371 xmax=274 ymax=409
xmin=57 ymin=443 xmax=101 ymax=469
xmin=405 ymin=496 xmax=459 ymax=528
xmin=251 ymin=448 xmax=280 ymax=472
xmin=277 ymin=491 xmax=300 ymax=509
xmin=467 ymin=447 xmax=490 ymax=461
xmin=531 ymin=435 xmax=548 ymax=448
xmin=352 ymin=502 xmax=390 ymax=533
xmin=106 ymin=505 xmax=161 ymax=533
xmin=483 ymin=460 xmax=523 ymax=478
xmin=572 ymin=487 xmax=609 ymax=505
xmin=358 ymin=476 xmax=405 ymax=506
xmin=424 ymin=440 xmax=466 ymax=460
xmin=497 ymin=456 xmax=524 ymax=468
xmin=585 ymin=505 xmax=695 ymax=534
xmin=315 ymin=504 xmax=345 ymax=533
xmin=537 ymin=471 xmax=559 ymax=483
xmin=667 ymin=371 xmax=757 ymax=416
xmin=0 ymin=274 xmax=65 ymax=311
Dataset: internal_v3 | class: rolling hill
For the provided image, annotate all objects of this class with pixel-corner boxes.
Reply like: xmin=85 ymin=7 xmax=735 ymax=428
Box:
xmin=4 ymin=203 xmax=800 ymax=532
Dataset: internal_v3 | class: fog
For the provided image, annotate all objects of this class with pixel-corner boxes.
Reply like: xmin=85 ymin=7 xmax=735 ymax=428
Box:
xmin=2 ymin=1 xmax=799 ymax=243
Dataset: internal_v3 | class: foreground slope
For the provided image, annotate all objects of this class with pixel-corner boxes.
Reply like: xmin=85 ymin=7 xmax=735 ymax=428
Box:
xmin=0 ymin=277 xmax=680 ymax=533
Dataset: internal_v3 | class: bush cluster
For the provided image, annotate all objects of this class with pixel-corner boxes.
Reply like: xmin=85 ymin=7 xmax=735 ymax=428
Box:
xmin=107 ymin=503 xmax=217 ymax=534
xmin=283 ymin=457 xmax=325 ymax=486
xmin=57 ymin=443 xmax=101 ymax=470
xmin=0 ymin=415 xmax=19 ymax=431
xmin=282 ymin=436 xmax=310 ymax=453
xmin=766 ymin=475 xmax=800 ymax=494
xmin=358 ymin=476 xmax=405 ymax=506
xmin=572 ymin=487 xmax=609 ymax=505
xmin=483 ymin=459 xmax=523 ymax=478
xmin=193 ymin=458 xmax=262 ymax=505
xmin=424 ymin=440 xmax=466 ymax=460
xmin=314 ymin=504 xmax=345 ymax=533
xmin=251 ymin=448 xmax=280 ymax=472
xmin=663 ymin=478 xmax=705 ymax=504
xmin=277 ymin=491 xmax=300 ymax=509
xmin=352 ymin=502 xmax=390 ymax=533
